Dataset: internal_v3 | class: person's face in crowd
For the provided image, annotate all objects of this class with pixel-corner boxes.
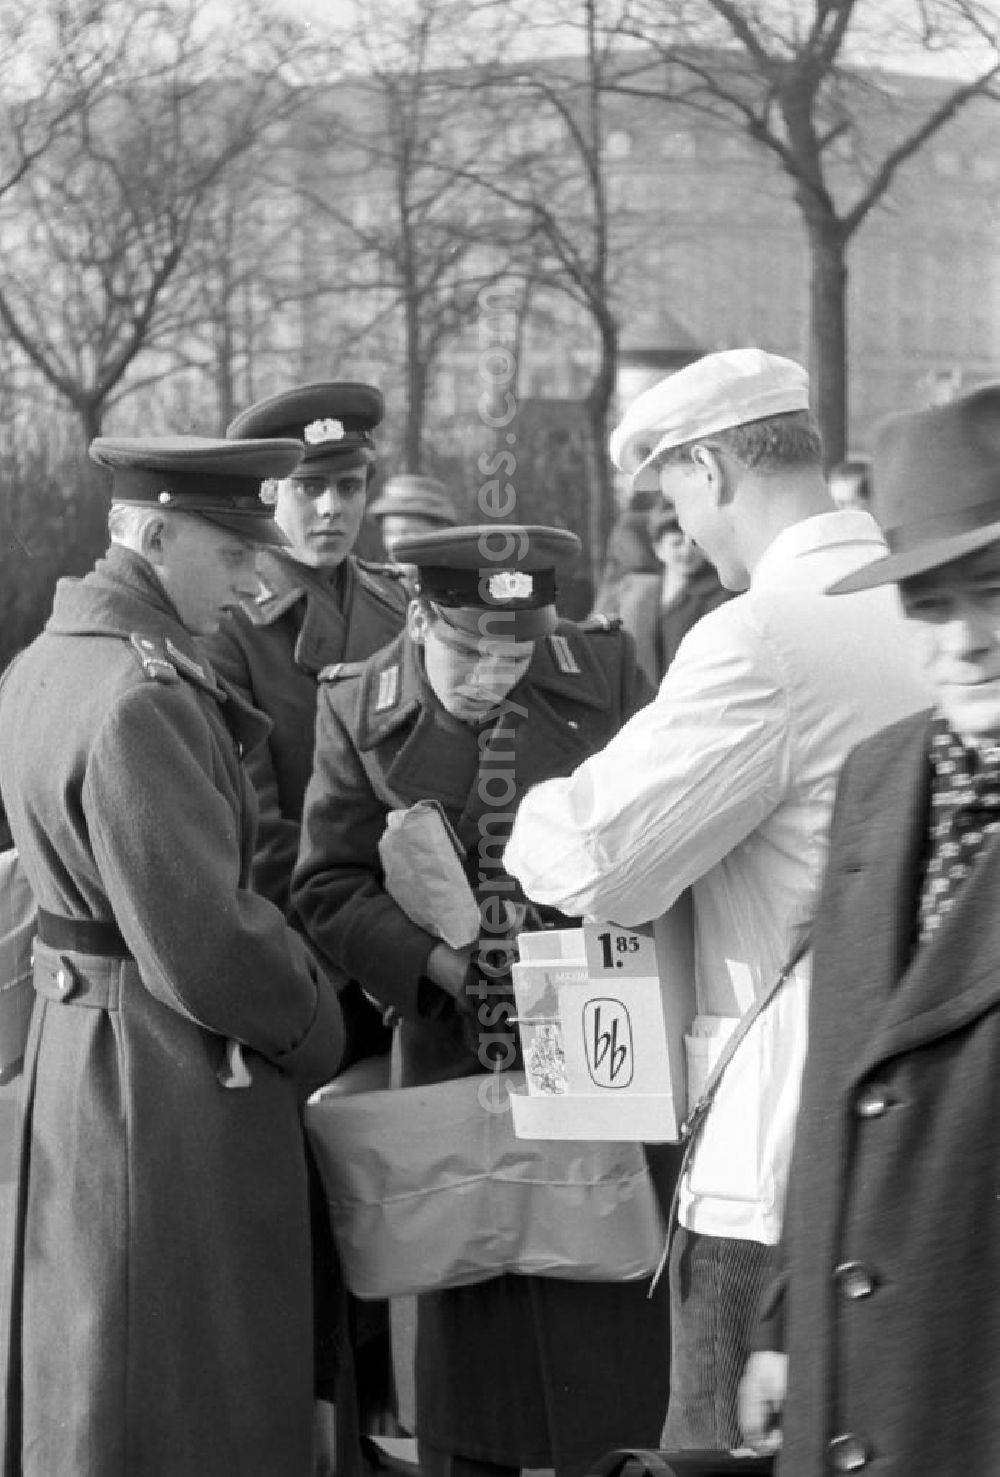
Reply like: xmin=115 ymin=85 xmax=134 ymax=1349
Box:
xmin=659 ymin=450 xmax=746 ymax=590
xmin=899 ymin=543 xmax=1000 ymax=742
xmin=654 ymin=526 xmax=708 ymax=580
xmin=829 ymin=471 xmax=869 ymax=511
xmin=381 ymin=513 xmax=445 ymax=562
xmin=152 ymin=514 xmax=260 ymax=637
xmin=271 ymin=461 xmax=367 ymax=569
xmin=410 ymin=603 xmax=535 ymax=723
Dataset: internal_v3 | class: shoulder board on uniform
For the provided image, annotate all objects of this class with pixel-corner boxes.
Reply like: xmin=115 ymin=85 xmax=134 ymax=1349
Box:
xmin=356 ymin=557 xmax=406 ymax=583
xmin=129 ymin=634 xmax=179 ymax=683
xmin=576 ymin=613 xmax=622 ymax=634
xmin=373 ymin=662 xmax=401 ymax=713
xmin=128 ymin=634 xmax=218 ymax=693
xmin=547 ymin=631 xmax=583 ymax=676
xmin=318 ymin=661 xmax=366 ymax=684
xmin=354 ymin=558 xmax=410 ymax=613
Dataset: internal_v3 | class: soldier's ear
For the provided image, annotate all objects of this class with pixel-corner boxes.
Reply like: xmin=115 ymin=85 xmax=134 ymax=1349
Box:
xmin=407 ymin=600 xmax=430 ymax=645
xmin=259 ymin=478 xmax=280 ymax=508
xmin=139 ymin=514 xmax=170 ymax=566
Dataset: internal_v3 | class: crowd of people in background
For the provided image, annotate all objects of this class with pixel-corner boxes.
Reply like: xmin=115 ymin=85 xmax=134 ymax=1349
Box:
xmin=0 ymin=343 xmax=997 ymax=1477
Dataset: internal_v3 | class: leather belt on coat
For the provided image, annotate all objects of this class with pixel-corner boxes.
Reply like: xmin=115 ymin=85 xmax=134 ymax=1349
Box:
xmin=32 ymin=910 xmax=132 ymax=1011
xmin=35 ymin=908 xmax=130 ymax=958
xmin=31 ymin=910 xmax=253 ymax=1088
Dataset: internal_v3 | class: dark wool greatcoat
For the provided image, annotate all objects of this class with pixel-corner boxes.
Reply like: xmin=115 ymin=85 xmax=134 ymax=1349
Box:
xmin=292 ymin=624 xmax=676 ymax=1477
xmin=757 ymin=709 xmax=1000 ymax=1477
xmin=593 ymin=568 xmax=731 ymax=688
xmin=201 ymin=549 xmax=407 ymax=1452
xmin=202 ymin=549 xmax=407 ymax=911
xmin=0 ymin=546 xmax=345 ymax=1477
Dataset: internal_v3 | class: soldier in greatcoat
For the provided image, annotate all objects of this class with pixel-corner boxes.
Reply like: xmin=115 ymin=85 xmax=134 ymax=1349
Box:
xmin=204 ymin=382 xmax=408 ymax=914
xmin=292 ymin=525 xmax=674 ymax=1477
xmin=0 ymin=436 xmax=345 ymax=1477
xmin=204 ymin=383 xmax=409 ymax=1474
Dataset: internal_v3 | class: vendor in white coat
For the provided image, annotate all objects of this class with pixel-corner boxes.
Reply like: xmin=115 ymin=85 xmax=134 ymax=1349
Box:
xmin=503 ymin=348 xmax=931 ymax=1451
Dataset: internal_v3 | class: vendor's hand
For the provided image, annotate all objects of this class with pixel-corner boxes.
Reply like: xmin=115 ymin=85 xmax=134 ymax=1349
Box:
xmin=425 ymin=941 xmax=475 ymax=1005
xmin=738 ymin=1350 xmax=787 ymax=1454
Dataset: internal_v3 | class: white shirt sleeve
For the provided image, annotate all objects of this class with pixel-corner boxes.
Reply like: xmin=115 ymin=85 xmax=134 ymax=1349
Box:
xmin=504 ymin=603 xmax=791 ymax=925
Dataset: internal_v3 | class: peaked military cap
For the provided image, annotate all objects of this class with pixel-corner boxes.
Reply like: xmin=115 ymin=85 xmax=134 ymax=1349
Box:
xmin=90 ymin=434 xmax=302 ymax=548
xmin=397 ymin=523 xmax=581 ymax=639
xmin=226 ymin=381 xmax=383 ymax=473
xmin=367 ymin=474 xmax=458 ymax=527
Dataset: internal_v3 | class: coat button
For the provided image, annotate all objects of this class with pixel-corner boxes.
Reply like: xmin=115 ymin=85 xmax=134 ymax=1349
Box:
xmin=55 ymin=967 xmax=72 ymax=999
xmin=855 ymin=1082 xmax=891 ymax=1118
xmin=828 ymin=1433 xmax=869 ymax=1470
xmin=835 ymin=1260 xmax=876 ymax=1299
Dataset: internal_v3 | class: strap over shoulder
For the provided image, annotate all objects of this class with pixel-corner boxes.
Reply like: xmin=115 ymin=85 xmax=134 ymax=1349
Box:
xmin=318 ymin=660 xmax=366 ymax=684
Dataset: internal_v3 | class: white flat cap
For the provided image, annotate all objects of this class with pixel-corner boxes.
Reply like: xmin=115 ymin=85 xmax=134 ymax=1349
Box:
xmin=610 ymin=348 xmax=810 ymax=478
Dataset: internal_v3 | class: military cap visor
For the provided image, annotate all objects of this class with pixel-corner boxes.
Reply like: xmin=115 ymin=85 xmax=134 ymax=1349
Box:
xmin=227 ymin=381 xmax=383 ymax=470
xmin=90 ymin=434 xmax=300 ymax=548
xmin=397 ymin=523 xmax=581 ymax=640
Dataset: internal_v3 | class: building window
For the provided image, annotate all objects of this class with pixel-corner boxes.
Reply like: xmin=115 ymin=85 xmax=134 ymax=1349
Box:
xmin=660 ymin=130 xmax=696 ymax=159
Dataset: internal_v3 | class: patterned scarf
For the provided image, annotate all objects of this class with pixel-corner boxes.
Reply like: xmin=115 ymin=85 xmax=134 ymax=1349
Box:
xmin=916 ymin=715 xmax=1000 ymax=947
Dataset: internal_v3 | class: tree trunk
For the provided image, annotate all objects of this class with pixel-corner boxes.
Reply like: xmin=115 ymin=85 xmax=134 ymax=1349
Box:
xmin=404 ymin=287 xmax=426 ymax=472
xmin=806 ymin=221 xmax=849 ymax=468
xmin=583 ymin=315 xmax=618 ymax=591
xmin=405 ymin=351 xmax=427 ymax=473
xmin=72 ymin=419 xmax=114 ymax=572
xmin=215 ymin=310 xmax=236 ymax=431
xmin=79 ymin=399 xmax=103 ymax=445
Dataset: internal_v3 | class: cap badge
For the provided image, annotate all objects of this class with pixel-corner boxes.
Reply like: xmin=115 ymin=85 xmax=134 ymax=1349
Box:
xmin=488 ymin=570 xmax=533 ymax=602
xmin=304 ymin=417 xmax=346 ymax=445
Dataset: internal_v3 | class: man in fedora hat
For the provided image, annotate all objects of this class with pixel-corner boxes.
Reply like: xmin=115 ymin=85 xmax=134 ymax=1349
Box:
xmin=504 ymin=348 xmax=931 ymax=1450
xmin=366 ymin=473 xmax=459 ymax=564
xmin=0 ymin=436 xmax=346 ymax=1476
xmin=739 ymin=384 xmax=1000 ymax=1475
xmin=291 ymin=524 xmax=671 ymax=1477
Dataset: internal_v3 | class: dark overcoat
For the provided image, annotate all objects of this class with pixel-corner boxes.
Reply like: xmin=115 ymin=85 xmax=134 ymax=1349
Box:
xmin=593 ymin=568 xmax=730 ymax=688
xmin=292 ymin=623 xmax=675 ymax=1477
xmin=202 ymin=550 xmax=407 ymax=910
xmin=202 ymin=548 xmax=407 ymax=1450
xmin=203 ymin=549 xmax=407 ymax=1464
xmin=0 ymin=546 xmax=344 ymax=1477
xmin=760 ymin=709 xmax=1000 ymax=1477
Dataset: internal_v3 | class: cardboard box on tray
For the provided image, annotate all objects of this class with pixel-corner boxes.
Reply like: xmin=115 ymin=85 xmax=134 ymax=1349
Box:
xmin=510 ymin=894 xmax=696 ymax=1143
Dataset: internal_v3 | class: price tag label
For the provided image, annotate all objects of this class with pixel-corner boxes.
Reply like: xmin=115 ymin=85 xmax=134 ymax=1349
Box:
xmin=583 ymin=920 xmax=658 ymax=979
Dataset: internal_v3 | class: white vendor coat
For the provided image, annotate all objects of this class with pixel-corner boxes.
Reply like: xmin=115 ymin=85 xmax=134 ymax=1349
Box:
xmin=505 ymin=510 xmax=931 ymax=1243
